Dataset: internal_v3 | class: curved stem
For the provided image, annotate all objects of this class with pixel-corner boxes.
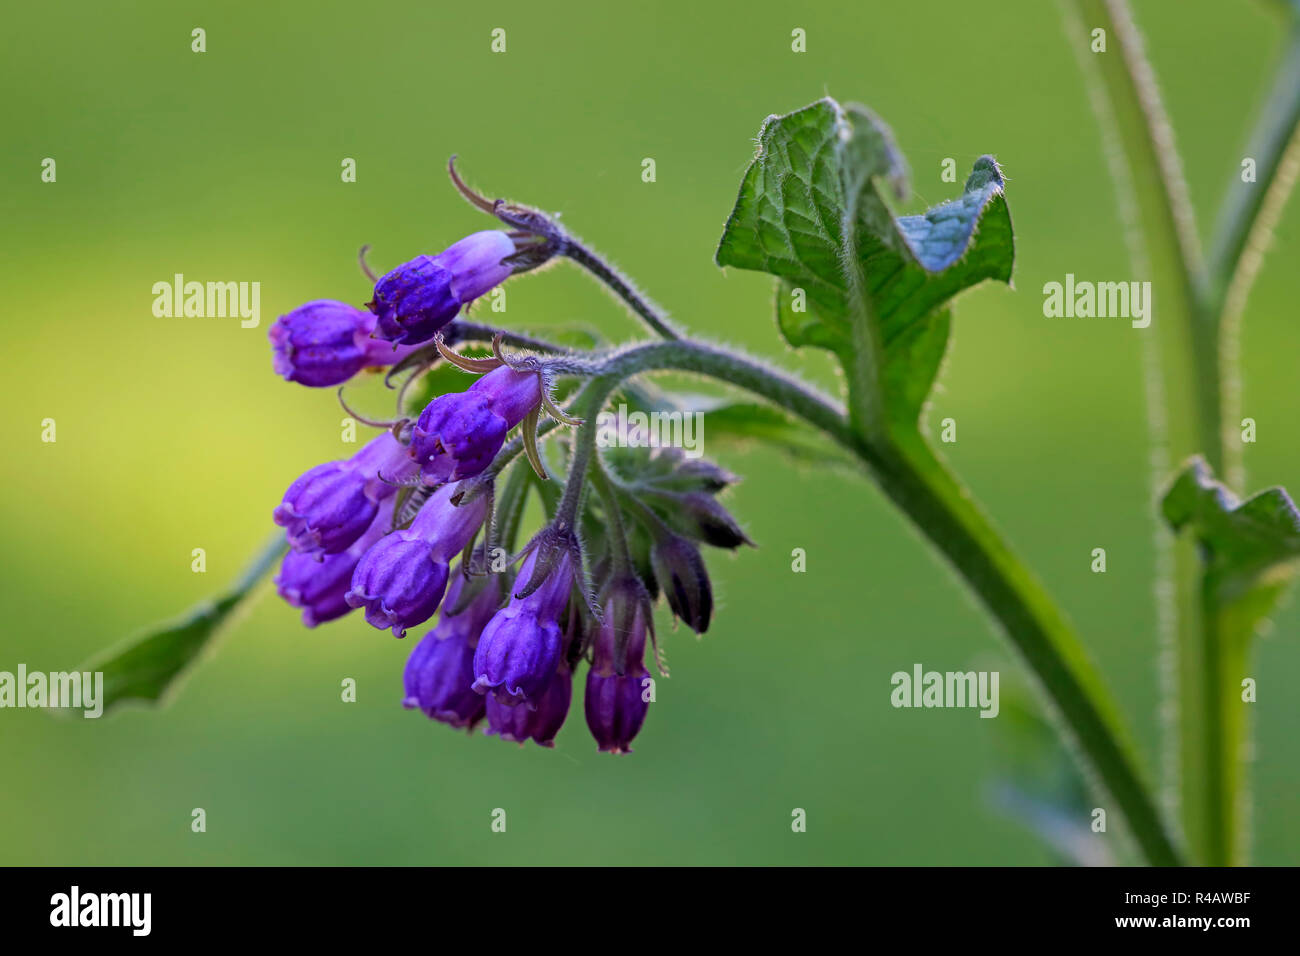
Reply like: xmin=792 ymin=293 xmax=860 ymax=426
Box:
xmin=562 ymin=340 xmax=866 ymax=459
xmin=560 ymin=235 xmax=683 ymax=341
xmin=1211 ymin=28 xmax=1300 ymax=496
xmin=553 ymin=378 xmax=622 ymax=529
xmin=447 ymin=320 xmax=570 ymax=354
xmin=581 ymin=337 xmax=1183 ymax=865
xmin=1064 ymin=0 xmax=1215 ymax=862
xmin=1064 ymin=0 xmax=1219 ymax=468
xmin=589 ymin=458 xmax=634 ymax=576
xmin=1208 ymin=28 xmax=1300 ymax=313
xmin=472 ymin=161 xmax=1181 ymax=863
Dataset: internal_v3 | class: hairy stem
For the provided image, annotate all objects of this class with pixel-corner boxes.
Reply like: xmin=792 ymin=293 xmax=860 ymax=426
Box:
xmin=1211 ymin=28 xmax=1300 ymax=493
xmin=1064 ymin=0 xmax=1300 ymax=866
xmin=1208 ymin=27 xmax=1300 ymax=307
xmin=1199 ymin=30 xmax=1300 ymax=863
xmin=553 ymin=379 xmax=622 ymax=529
xmin=585 ymin=337 xmax=1182 ymax=865
xmin=589 ymin=458 xmax=634 ymax=576
xmin=561 ymin=235 xmax=683 ymax=341
xmin=1064 ymin=0 xmax=1211 ymax=863
xmin=881 ymin=438 xmax=1181 ymax=866
xmin=448 ymin=320 xmax=570 ymax=354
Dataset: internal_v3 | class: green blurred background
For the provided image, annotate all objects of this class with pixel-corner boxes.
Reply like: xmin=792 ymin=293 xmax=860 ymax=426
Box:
xmin=2 ymin=0 xmax=1297 ymax=865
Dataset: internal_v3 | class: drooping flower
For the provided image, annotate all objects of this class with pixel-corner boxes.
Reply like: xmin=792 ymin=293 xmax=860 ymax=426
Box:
xmin=584 ymin=578 xmax=652 ymax=754
xmin=269 ymin=300 xmax=420 ymax=388
xmin=273 ymin=433 xmax=417 ymax=557
xmin=345 ymin=484 xmax=488 ymax=637
xmin=485 ymin=661 xmax=572 ymax=747
xmin=276 ymin=498 xmax=395 ymax=627
xmin=408 ymin=365 xmax=542 ymax=483
xmin=368 ymin=231 xmax=517 ymax=345
xmin=402 ymin=572 xmax=502 ymax=729
xmin=471 ymin=541 xmax=575 ymax=708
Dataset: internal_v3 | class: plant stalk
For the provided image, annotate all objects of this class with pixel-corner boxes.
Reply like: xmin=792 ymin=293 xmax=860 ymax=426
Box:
xmin=1064 ymin=0 xmax=1300 ymax=865
xmin=585 ymin=337 xmax=1183 ymax=865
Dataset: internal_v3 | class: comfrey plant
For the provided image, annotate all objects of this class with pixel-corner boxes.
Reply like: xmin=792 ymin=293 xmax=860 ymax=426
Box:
xmin=87 ymin=2 xmax=1300 ymax=865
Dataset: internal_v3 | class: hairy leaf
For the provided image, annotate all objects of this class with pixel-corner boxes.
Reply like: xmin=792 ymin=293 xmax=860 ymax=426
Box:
xmin=1160 ymin=458 xmax=1300 ymax=864
xmin=711 ymin=98 xmax=1193 ymax=866
xmin=1162 ymin=456 xmax=1300 ymax=634
xmin=716 ymin=97 xmax=1013 ymax=432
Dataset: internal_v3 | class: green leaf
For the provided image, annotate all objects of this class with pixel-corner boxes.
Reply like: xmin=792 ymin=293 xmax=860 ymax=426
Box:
xmin=700 ymin=96 xmax=1184 ymax=865
xmin=80 ymin=532 xmax=286 ymax=715
xmin=1162 ymin=457 xmax=1300 ymax=634
xmin=716 ymin=97 xmax=1013 ymax=433
xmin=1160 ymin=457 xmax=1300 ymax=864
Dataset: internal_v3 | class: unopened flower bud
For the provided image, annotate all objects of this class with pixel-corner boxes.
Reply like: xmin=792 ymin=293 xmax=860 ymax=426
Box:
xmin=273 ymin=433 xmax=416 ymax=557
xmin=650 ymin=531 xmax=713 ymax=634
xmin=345 ymin=485 xmax=488 ymax=637
xmin=270 ymin=300 xmax=419 ymax=387
xmin=276 ymin=499 xmax=395 ymax=627
xmin=368 ymin=231 xmax=517 ymax=345
xmin=485 ymin=661 xmax=572 ymax=747
xmin=585 ymin=579 xmax=652 ymax=753
xmin=409 ymin=365 xmax=542 ymax=482
xmin=402 ymin=572 xmax=501 ymax=729
xmin=471 ymin=543 xmax=575 ymax=707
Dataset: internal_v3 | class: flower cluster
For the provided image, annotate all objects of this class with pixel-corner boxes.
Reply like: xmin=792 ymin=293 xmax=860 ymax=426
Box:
xmin=269 ymin=231 xmax=522 ymax=387
xmin=267 ymin=173 xmax=751 ymax=753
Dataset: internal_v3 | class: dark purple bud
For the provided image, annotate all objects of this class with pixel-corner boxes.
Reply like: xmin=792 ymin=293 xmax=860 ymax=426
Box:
xmin=471 ymin=546 xmax=575 ymax=707
xmin=599 ymin=577 xmax=652 ymax=673
xmin=344 ymin=484 xmax=488 ymax=637
xmin=269 ymin=300 xmax=420 ymax=388
xmin=650 ymin=531 xmax=712 ymax=633
xmin=409 ymin=366 xmax=542 ymax=482
xmin=653 ymin=490 xmax=753 ymax=550
xmin=276 ymin=499 xmax=395 ymax=627
xmin=402 ymin=572 xmax=501 ymax=729
xmin=273 ymin=433 xmax=417 ymax=557
xmin=409 ymin=394 xmax=505 ymax=482
xmin=368 ymin=231 xmax=517 ymax=345
xmin=584 ymin=671 xmax=651 ymax=755
xmin=485 ymin=662 xmax=572 ymax=747
xmin=471 ymin=608 xmax=562 ymax=708
xmin=585 ymin=584 xmax=651 ymax=753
